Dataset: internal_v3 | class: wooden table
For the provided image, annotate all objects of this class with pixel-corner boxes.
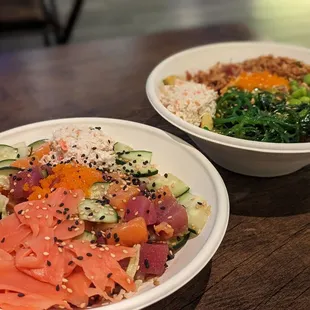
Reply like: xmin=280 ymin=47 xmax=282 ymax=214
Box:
xmin=0 ymin=24 xmax=309 ymax=310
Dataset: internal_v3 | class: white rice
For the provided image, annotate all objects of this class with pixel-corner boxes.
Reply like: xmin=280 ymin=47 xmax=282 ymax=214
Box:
xmin=40 ymin=125 xmax=116 ymax=170
xmin=160 ymin=79 xmax=218 ymax=126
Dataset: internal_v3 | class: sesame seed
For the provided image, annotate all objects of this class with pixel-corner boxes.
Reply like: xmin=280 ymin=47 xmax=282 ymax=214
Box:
xmin=110 ymin=253 xmax=116 ymax=258
xmin=17 ymin=292 xmax=25 ymax=297
xmin=167 ymin=216 xmax=172 ymax=219
xmin=144 ymin=259 xmax=150 ymax=269
xmin=24 ymin=215 xmax=31 ymax=219
xmin=56 ymin=284 xmax=60 ymax=291
xmin=61 ymin=284 xmax=67 ymax=289
xmin=58 ymin=247 xmax=63 ymax=253
xmin=107 ymin=273 xmax=112 ymax=278
xmin=127 ymin=278 xmax=131 ymax=284
xmin=132 ymin=197 xmax=136 ymax=201
xmin=1 ymin=237 xmax=5 ymax=243
xmin=47 ymin=260 xmax=52 ymax=266
xmin=67 ymin=288 xmax=73 ymax=293
xmin=76 ymin=256 xmax=83 ymax=260
xmin=44 ymin=236 xmax=51 ymax=241
xmin=38 ymin=194 xmax=42 ymax=199
xmin=17 ymin=209 xmax=23 ymax=214
xmin=86 ymin=252 xmax=92 ymax=257
xmin=134 ymin=211 xmax=139 ymax=216
xmin=36 ymin=206 xmax=40 ymax=210
xmin=123 ymin=249 xmax=128 ymax=254
xmin=68 ymin=260 xmax=74 ymax=265
xmin=43 ymin=252 xmax=49 ymax=256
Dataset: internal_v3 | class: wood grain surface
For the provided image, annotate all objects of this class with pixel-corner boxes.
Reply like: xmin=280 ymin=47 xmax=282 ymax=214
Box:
xmin=0 ymin=24 xmax=309 ymax=310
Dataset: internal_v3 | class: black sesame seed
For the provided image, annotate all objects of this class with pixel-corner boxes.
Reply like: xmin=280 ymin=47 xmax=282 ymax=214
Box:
xmin=81 ymin=154 xmax=86 ymax=158
xmin=45 ymin=193 xmax=49 ymax=198
xmin=157 ymin=194 xmax=162 ymax=199
xmin=112 ymin=194 xmax=116 ymax=197
xmin=164 ymin=173 xmax=168 ymax=178
xmin=56 ymin=284 xmax=60 ymax=291
xmin=64 ymin=207 xmax=69 ymax=212
xmin=160 ymin=206 xmax=166 ymax=210
xmin=163 ymin=192 xmax=167 ymax=196
xmin=57 ymin=219 xmax=62 ymax=224
xmin=106 ymin=233 xmax=111 ymax=239
xmin=107 ymin=273 xmax=112 ymax=278
xmin=47 ymin=260 xmax=52 ymax=266
xmin=66 ymin=214 xmax=70 ymax=220
xmin=90 ymin=240 xmax=97 ymax=244
xmin=84 ymin=160 xmax=87 ymax=164
xmin=122 ymin=185 xmax=127 ymax=190
xmin=86 ymin=252 xmax=93 ymax=257
xmin=177 ymin=236 xmax=181 ymax=241
xmin=133 ymin=160 xmax=137 ymax=163
xmin=18 ymin=209 xmax=23 ymax=214
xmin=137 ymin=154 xmax=142 ymax=157
xmin=144 ymin=259 xmax=150 ymax=269
xmin=152 ymin=182 xmax=156 ymax=187
xmin=17 ymin=293 xmax=25 ymax=297
xmin=68 ymin=227 xmax=73 ymax=231
xmin=151 ymin=193 xmax=156 ymax=200
xmin=68 ymin=260 xmax=74 ymax=266
xmin=85 ymin=207 xmax=91 ymax=210
xmin=16 ymin=153 xmax=20 ymax=158
xmin=115 ymin=237 xmax=120 ymax=242
xmin=56 ymin=210 xmax=63 ymax=214
xmin=113 ymin=233 xmax=118 ymax=239
xmin=76 ymin=256 xmax=83 ymax=260
xmin=64 ymin=191 xmax=68 ymax=195
xmin=92 ymin=147 xmax=97 ymax=150
xmin=59 ymin=203 xmax=64 ymax=207
xmin=96 ymin=154 xmax=99 ymax=159
xmin=95 ymin=127 xmax=101 ymax=130
xmin=197 ymin=201 xmax=202 ymax=205
xmin=54 ymin=237 xmax=58 ymax=242
xmin=88 ymin=212 xmax=94 ymax=217
xmin=146 ymin=210 xmax=150 ymax=214
xmin=75 ymin=220 xmax=79 ymax=225
xmin=167 ymin=253 xmax=175 ymax=260
xmin=16 ymin=177 xmax=22 ymax=181
xmin=126 ymin=209 xmax=130 ymax=214
xmin=99 ymin=215 xmax=105 ymax=220
xmin=1 ymin=237 xmax=5 ymax=243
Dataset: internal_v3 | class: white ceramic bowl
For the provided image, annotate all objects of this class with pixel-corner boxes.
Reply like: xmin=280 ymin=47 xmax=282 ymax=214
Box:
xmin=146 ymin=41 xmax=310 ymax=177
xmin=0 ymin=118 xmax=229 ymax=310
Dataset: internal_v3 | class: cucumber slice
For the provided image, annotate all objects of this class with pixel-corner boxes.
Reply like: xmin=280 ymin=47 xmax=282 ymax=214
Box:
xmin=168 ymin=233 xmax=190 ymax=251
xmin=0 ymin=167 xmax=22 ymax=177
xmin=118 ymin=151 xmax=152 ymax=164
xmin=146 ymin=173 xmax=189 ymax=198
xmin=0 ymin=145 xmax=18 ymax=161
xmin=13 ymin=142 xmax=29 ymax=158
xmin=89 ymin=182 xmax=110 ymax=200
xmin=120 ymin=162 xmax=158 ymax=177
xmin=28 ymin=139 xmax=47 ymax=156
xmin=178 ymin=192 xmax=211 ymax=234
xmin=78 ymin=199 xmax=118 ymax=223
xmin=113 ymin=142 xmax=133 ymax=154
xmin=0 ymin=159 xmax=15 ymax=168
xmin=74 ymin=231 xmax=96 ymax=242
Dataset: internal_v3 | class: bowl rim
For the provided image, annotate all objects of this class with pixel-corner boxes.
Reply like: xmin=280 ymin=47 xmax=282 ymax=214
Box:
xmin=146 ymin=41 xmax=310 ymax=154
xmin=0 ymin=117 xmax=230 ymax=310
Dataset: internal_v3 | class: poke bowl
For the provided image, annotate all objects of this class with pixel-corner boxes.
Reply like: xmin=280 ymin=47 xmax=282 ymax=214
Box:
xmin=146 ymin=42 xmax=310 ymax=177
xmin=0 ymin=118 xmax=229 ymax=310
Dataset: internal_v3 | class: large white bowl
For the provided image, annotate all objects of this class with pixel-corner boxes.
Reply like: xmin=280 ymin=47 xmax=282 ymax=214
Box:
xmin=0 ymin=118 xmax=229 ymax=310
xmin=146 ymin=41 xmax=310 ymax=177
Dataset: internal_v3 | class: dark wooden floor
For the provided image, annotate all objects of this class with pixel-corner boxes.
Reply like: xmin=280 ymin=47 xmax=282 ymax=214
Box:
xmin=1 ymin=0 xmax=310 ymax=52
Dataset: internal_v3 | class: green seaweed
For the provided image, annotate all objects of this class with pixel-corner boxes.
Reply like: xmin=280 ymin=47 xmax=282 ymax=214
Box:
xmin=213 ymin=88 xmax=310 ymax=143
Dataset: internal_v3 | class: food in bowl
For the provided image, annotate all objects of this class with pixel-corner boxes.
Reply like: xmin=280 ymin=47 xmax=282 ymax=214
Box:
xmin=160 ymin=55 xmax=310 ymax=143
xmin=0 ymin=125 xmax=211 ymax=309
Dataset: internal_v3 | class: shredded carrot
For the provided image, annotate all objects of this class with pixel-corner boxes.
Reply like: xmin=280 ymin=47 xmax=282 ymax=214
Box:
xmin=226 ymin=71 xmax=289 ymax=92
xmin=28 ymin=164 xmax=103 ymax=200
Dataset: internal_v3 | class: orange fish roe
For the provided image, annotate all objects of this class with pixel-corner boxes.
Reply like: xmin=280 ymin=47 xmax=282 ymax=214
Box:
xmin=29 ymin=164 xmax=103 ymax=200
xmin=227 ymin=71 xmax=289 ymax=92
